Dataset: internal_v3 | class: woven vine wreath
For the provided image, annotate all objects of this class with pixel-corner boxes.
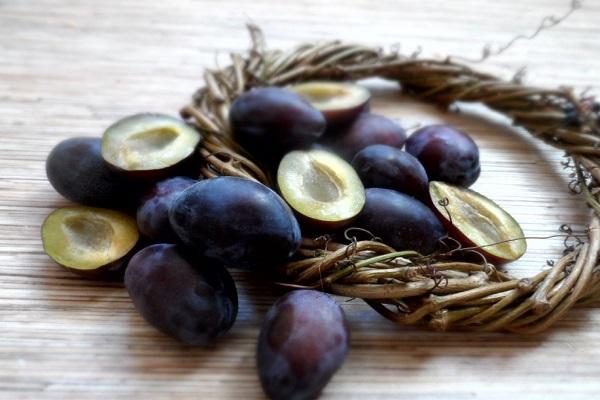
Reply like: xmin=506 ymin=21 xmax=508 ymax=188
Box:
xmin=179 ymin=25 xmax=600 ymax=334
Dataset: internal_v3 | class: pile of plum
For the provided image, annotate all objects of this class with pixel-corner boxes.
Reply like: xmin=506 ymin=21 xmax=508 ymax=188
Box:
xmin=42 ymin=81 xmax=525 ymax=400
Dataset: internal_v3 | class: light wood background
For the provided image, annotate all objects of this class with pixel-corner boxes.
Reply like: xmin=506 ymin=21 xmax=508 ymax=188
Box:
xmin=1 ymin=0 xmax=600 ymax=399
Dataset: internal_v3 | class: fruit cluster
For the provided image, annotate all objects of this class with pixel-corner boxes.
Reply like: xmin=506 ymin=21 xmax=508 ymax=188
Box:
xmin=42 ymin=81 xmax=526 ymax=400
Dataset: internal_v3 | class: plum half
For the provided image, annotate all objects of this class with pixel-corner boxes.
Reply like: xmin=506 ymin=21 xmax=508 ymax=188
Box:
xmin=429 ymin=181 xmax=526 ymax=264
xmin=169 ymin=177 xmax=302 ymax=270
xmin=42 ymin=206 xmax=139 ymax=279
xmin=289 ymin=81 xmax=370 ymax=128
xmin=257 ymin=290 xmax=349 ymax=400
xmin=277 ymin=149 xmax=365 ymax=229
xmin=125 ymin=244 xmax=238 ymax=346
xmin=101 ymin=113 xmax=201 ymax=180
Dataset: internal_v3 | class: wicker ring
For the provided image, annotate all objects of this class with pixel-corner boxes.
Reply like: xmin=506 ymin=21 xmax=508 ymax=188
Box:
xmin=181 ymin=25 xmax=600 ymax=333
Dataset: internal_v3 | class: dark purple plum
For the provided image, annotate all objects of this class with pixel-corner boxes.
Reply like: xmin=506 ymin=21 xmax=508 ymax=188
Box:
xmin=257 ymin=290 xmax=349 ymax=400
xmin=327 ymin=113 xmax=407 ymax=160
xmin=405 ymin=124 xmax=480 ymax=187
xmin=351 ymin=144 xmax=428 ymax=198
xmin=136 ymin=177 xmax=197 ymax=242
xmin=125 ymin=244 xmax=238 ymax=346
xmin=229 ymin=87 xmax=326 ymax=166
xmin=169 ymin=177 xmax=302 ymax=270
xmin=46 ymin=137 xmax=140 ymax=208
xmin=355 ymin=188 xmax=446 ymax=254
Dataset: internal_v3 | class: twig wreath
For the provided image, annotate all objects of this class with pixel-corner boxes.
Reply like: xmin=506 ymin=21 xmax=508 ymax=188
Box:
xmin=180 ymin=17 xmax=600 ymax=333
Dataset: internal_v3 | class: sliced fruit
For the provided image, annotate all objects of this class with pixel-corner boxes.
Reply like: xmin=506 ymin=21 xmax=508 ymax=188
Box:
xmin=277 ymin=149 xmax=365 ymax=228
xmin=101 ymin=113 xmax=201 ymax=179
xmin=289 ymin=81 xmax=370 ymax=128
xmin=42 ymin=206 xmax=139 ymax=278
xmin=429 ymin=181 xmax=526 ymax=263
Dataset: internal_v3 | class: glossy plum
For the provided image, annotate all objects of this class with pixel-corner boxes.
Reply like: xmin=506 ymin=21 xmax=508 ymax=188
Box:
xmin=125 ymin=244 xmax=238 ymax=346
xmin=405 ymin=124 xmax=480 ymax=187
xmin=327 ymin=114 xmax=407 ymax=160
xmin=351 ymin=144 xmax=428 ymax=198
xmin=257 ymin=290 xmax=350 ymax=400
xmin=355 ymin=188 xmax=446 ymax=254
xmin=169 ymin=177 xmax=302 ymax=270
xmin=46 ymin=137 xmax=138 ymax=208
xmin=229 ymin=87 xmax=326 ymax=166
xmin=136 ymin=177 xmax=197 ymax=242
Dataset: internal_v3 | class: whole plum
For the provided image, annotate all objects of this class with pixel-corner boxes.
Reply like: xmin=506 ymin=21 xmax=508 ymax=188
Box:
xmin=169 ymin=177 xmax=302 ymax=270
xmin=136 ymin=176 xmax=197 ymax=242
xmin=257 ymin=290 xmax=350 ymax=400
xmin=229 ymin=87 xmax=326 ymax=166
xmin=405 ymin=124 xmax=480 ymax=187
xmin=355 ymin=188 xmax=446 ymax=254
xmin=351 ymin=144 xmax=428 ymax=198
xmin=124 ymin=244 xmax=238 ymax=346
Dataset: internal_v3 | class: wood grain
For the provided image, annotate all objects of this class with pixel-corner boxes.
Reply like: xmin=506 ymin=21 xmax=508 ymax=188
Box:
xmin=1 ymin=0 xmax=600 ymax=398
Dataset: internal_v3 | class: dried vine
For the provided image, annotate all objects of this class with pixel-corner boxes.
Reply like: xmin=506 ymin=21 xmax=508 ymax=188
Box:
xmin=180 ymin=25 xmax=600 ymax=333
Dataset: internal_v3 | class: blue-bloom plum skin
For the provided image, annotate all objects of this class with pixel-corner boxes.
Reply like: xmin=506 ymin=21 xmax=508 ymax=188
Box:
xmin=124 ymin=244 xmax=238 ymax=346
xmin=405 ymin=124 xmax=480 ymax=187
xmin=355 ymin=188 xmax=446 ymax=255
xmin=169 ymin=177 xmax=302 ymax=270
xmin=46 ymin=137 xmax=138 ymax=208
xmin=327 ymin=113 xmax=407 ymax=160
xmin=352 ymin=144 xmax=429 ymax=198
xmin=229 ymin=87 xmax=326 ymax=165
xmin=136 ymin=177 xmax=197 ymax=242
xmin=257 ymin=290 xmax=350 ymax=400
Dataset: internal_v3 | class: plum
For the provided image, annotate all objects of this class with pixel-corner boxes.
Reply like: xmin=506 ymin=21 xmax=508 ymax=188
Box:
xmin=326 ymin=113 xmax=407 ymax=160
xmin=46 ymin=137 xmax=139 ymax=208
xmin=355 ymin=188 xmax=446 ymax=254
xmin=229 ymin=87 xmax=326 ymax=166
xmin=277 ymin=149 xmax=365 ymax=229
xmin=101 ymin=113 xmax=201 ymax=180
xmin=169 ymin=177 xmax=302 ymax=270
xmin=136 ymin=176 xmax=197 ymax=242
xmin=257 ymin=290 xmax=350 ymax=400
xmin=42 ymin=206 xmax=139 ymax=279
xmin=351 ymin=144 xmax=428 ymax=198
xmin=289 ymin=81 xmax=370 ymax=128
xmin=405 ymin=124 xmax=480 ymax=187
xmin=125 ymin=244 xmax=238 ymax=346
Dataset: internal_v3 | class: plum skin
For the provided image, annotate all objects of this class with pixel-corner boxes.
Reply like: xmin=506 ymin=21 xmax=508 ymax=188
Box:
xmin=405 ymin=124 xmax=480 ymax=187
xmin=46 ymin=137 xmax=139 ymax=208
xmin=136 ymin=177 xmax=197 ymax=242
xmin=326 ymin=113 xmax=407 ymax=160
xmin=352 ymin=144 xmax=428 ymax=198
xmin=355 ymin=188 xmax=446 ymax=254
xmin=169 ymin=177 xmax=302 ymax=270
xmin=124 ymin=244 xmax=238 ymax=346
xmin=257 ymin=290 xmax=350 ymax=400
xmin=229 ymin=87 xmax=326 ymax=165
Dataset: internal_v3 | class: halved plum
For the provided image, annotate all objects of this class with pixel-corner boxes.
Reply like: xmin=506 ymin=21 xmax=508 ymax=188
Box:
xmin=277 ymin=149 xmax=365 ymax=229
xmin=429 ymin=181 xmax=526 ymax=264
xmin=289 ymin=81 xmax=370 ymax=128
xmin=42 ymin=206 xmax=139 ymax=279
xmin=101 ymin=113 xmax=201 ymax=180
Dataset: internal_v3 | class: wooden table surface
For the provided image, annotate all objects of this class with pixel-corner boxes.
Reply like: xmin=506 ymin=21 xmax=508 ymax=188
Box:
xmin=2 ymin=0 xmax=600 ymax=399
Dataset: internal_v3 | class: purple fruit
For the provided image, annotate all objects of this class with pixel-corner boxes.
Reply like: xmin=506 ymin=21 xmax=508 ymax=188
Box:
xmin=257 ymin=290 xmax=350 ymax=400
xmin=136 ymin=176 xmax=197 ymax=242
xmin=125 ymin=244 xmax=238 ymax=346
xmin=405 ymin=124 xmax=480 ymax=187
xmin=351 ymin=144 xmax=428 ymax=198
xmin=355 ymin=188 xmax=446 ymax=254
xmin=169 ymin=177 xmax=302 ymax=270
xmin=327 ymin=113 xmax=407 ymax=160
